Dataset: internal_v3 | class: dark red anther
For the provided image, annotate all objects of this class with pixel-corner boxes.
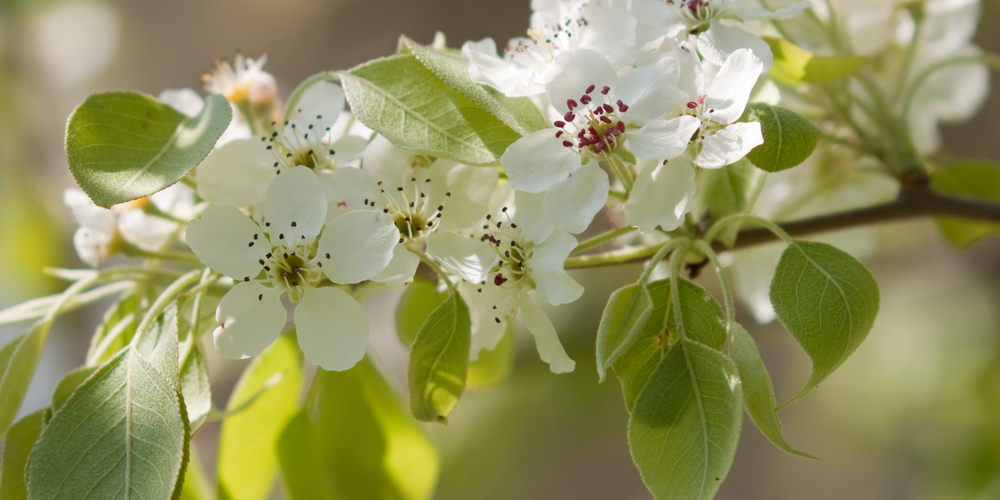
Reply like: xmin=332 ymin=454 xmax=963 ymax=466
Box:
xmin=600 ymin=115 xmax=612 ymax=124
xmin=564 ymin=111 xmax=576 ymax=122
xmin=601 ymin=86 xmax=610 ymax=95
xmin=617 ymin=100 xmax=629 ymax=112
xmin=555 ymin=130 xmax=564 ymax=138
xmin=617 ymin=121 xmax=626 ymax=133
xmin=594 ymin=139 xmax=607 ymax=153
xmin=594 ymin=106 xmax=603 ymax=115
xmin=580 ymin=95 xmax=592 ymax=105
xmin=494 ymin=274 xmax=508 ymax=286
xmin=686 ymin=101 xmax=698 ymax=109
xmin=562 ymin=140 xmax=573 ymax=147
xmin=554 ymin=120 xmax=566 ymax=128
xmin=603 ymin=103 xmax=614 ymax=113
xmin=567 ymin=99 xmax=578 ymax=110
xmin=586 ymin=84 xmax=595 ymax=94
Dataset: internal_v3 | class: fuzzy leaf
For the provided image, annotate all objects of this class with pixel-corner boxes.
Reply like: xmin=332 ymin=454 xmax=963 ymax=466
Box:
xmin=407 ymin=292 xmax=472 ymax=423
xmin=0 ymin=410 xmax=45 ymax=500
xmin=739 ymin=103 xmax=819 ymax=173
xmin=596 ymin=283 xmax=654 ymax=382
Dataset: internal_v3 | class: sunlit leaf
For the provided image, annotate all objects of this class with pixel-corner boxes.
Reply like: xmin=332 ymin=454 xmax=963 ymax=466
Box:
xmin=770 ymin=241 xmax=880 ymax=405
xmin=468 ymin=323 xmax=515 ymax=389
xmin=67 ymin=92 xmax=231 ymax=208
xmin=931 ymin=161 xmax=1000 ymax=248
xmin=50 ymin=366 xmax=98 ymax=412
xmin=628 ymin=338 xmax=743 ymax=500
xmin=764 ymin=36 xmax=870 ymax=85
xmin=596 ymin=283 xmax=654 ymax=382
xmin=395 ymin=278 xmax=448 ymax=347
xmin=178 ymin=445 xmax=214 ymax=500
xmin=408 ymin=292 xmax=471 ymax=423
xmin=0 ymin=323 xmax=50 ymax=441
xmin=87 ymin=291 xmax=140 ymax=366
xmin=0 ymin=410 xmax=45 ymax=500
xmin=178 ymin=336 xmax=211 ymax=434
xmin=217 ymin=335 xmax=302 ymax=500
xmin=739 ymin=103 xmax=819 ymax=173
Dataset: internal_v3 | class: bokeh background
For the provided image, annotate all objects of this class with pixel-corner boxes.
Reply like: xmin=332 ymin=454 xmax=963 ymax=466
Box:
xmin=1 ymin=0 xmax=999 ymax=499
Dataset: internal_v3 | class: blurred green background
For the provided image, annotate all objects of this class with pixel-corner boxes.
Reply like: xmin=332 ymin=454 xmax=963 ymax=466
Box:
xmin=0 ymin=0 xmax=998 ymax=499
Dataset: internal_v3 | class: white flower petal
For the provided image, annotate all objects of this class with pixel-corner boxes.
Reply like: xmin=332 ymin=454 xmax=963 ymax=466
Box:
xmin=426 ymin=232 xmax=497 ymax=284
xmin=732 ymin=0 xmax=810 ymax=21
xmin=213 ymin=282 xmax=287 ymax=360
xmin=286 ymin=81 xmax=344 ymax=132
xmin=542 ymin=163 xmax=609 ymax=234
xmin=187 ymin=206 xmax=266 ymax=281
xmin=294 ymin=286 xmax=369 ymax=371
xmin=614 ymin=61 xmax=687 ymax=126
xmin=542 ymin=49 xmax=618 ymax=115
xmin=197 ymin=139 xmax=275 ymax=207
xmin=72 ymin=226 xmax=112 ymax=267
xmin=501 ymin=130 xmax=582 ymax=193
xmin=362 ymin=135 xmax=419 ymax=184
xmin=327 ymin=135 xmax=369 ymax=162
xmin=462 ymin=38 xmax=545 ymax=97
xmin=513 ymin=190 xmax=555 ymax=244
xmin=317 ymin=210 xmax=399 ymax=284
xmin=317 ymin=167 xmax=377 ymax=223
xmin=526 ymin=230 xmax=583 ymax=306
xmin=625 ymin=157 xmax=697 ymax=233
xmin=64 ymin=188 xmax=115 ymax=235
xmin=698 ymin=22 xmax=774 ymax=70
xmin=264 ymin=167 xmax=328 ymax=244
xmin=150 ymin=183 xmax=199 ymax=221
xmin=695 ymin=122 xmax=763 ymax=169
xmin=157 ymin=88 xmax=204 ymax=118
xmin=628 ymin=115 xmax=701 ymax=160
xmin=517 ymin=294 xmax=575 ymax=373
xmin=705 ymin=49 xmax=764 ymax=125
xmin=429 ymin=159 xmax=498 ymax=232
xmin=371 ymin=244 xmax=420 ymax=289
xmin=117 ymin=210 xmax=177 ymax=251
xmin=459 ymin=281 xmax=515 ymax=358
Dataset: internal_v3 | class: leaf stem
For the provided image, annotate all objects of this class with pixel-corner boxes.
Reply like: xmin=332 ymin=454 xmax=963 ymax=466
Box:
xmin=564 ymin=243 xmax=664 ymax=269
xmin=187 ymin=268 xmax=218 ymax=340
xmin=693 ymin=240 xmax=736 ymax=329
xmin=668 ymin=248 xmax=687 ymax=340
xmin=638 ymin=238 xmax=691 ymax=285
xmin=121 ymin=244 xmax=202 ymax=264
xmin=135 ymin=269 xmax=203 ymax=336
xmin=705 ymin=214 xmax=795 ymax=246
xmin=572 ymin=226 xmax=637 ymax=255
xmin=407 ymin=246 xmax=456 ymax=294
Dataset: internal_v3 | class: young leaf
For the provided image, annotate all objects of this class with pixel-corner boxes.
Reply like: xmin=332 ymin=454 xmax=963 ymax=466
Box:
xmin=764 ymin=36 xmax=870 ymax=85
xmin=468 ymin=322 xmax=515 ymax=389
xmin=613 ymin=279 xmax=727 ymax=411
xmin=398 ymin=35 xmax=548 ymax=136
xmin=341 ymin=54 xmax=525 ymax=166
xmin=26 ymin=345 xmax=187 ymax=500
xmin=279 ymin=357 xmax=440 ymax=500
xmin=133 ymin=304 xmax=181 ymax=386
xmin=0 ymin=410 xmax=45 ymax=500
xmin=395 ymin=278 xmax=448 ymax=347
xmin=595 ymin=283 xmax=654 ymax=382
xmin=407 ymin=291 xmax=472 ymax=423
xmin=50 ymin=365 xmax=98 ymax=411
xmin=217 ymin=335 xmax=302 ymax=500
xmin=931 ymin=161 xmax=1000 ymax=248
xmin=628 ymin=338 xmax=743 ymax=500
xmin=729 ymin=323 xmax=816 ymax=459
xmin=739 ymin=103 xmax=819 ymax=173
xmin=178 ymin=336 xmax=212 ymax=434
xmin=87 ymin=291 xmax=140 ymax=366
xmin=698 ymin=158 xmax=766 ymax=247
xmin=0 ymin=322 xmax=50 ymax=441
xmin=66 ymin=92 xmax=232 ymax=208
xmin=769 ymin=241 xmax=880 ymax=405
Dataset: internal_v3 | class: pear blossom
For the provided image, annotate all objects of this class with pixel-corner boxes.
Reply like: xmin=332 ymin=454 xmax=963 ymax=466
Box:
xmin=158 ymin=88 xmax=251 ymax=148
xmin=462 ymin=0 xmax=638 ymax=97
xmin=459 ymin=204 xmax=582 ymax=373
xmin=202 ymin=53 xmax=279 ymax=114
xmin=185 ymin=167 xmax=399 ymax=370
xmin=361 ymin=136 xmax=498 ymax=288
xmin=625 ymin=43 xmax=764 ymax=233
xmin=501 ymin=48 xmax=704 ymax=234
xmin=195 ymin=81 xmax=370 ymax=210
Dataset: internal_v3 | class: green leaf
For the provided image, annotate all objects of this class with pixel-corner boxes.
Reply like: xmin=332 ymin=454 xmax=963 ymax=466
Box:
xmin=50 ymin=366 xmax=98 ymax=411
xmin=178 ymin=336 xmax=211 ymax=434
xmin=133 ymin=304 xmax=181 ymax=386
xmin=0 ymin=323 xmax=50 ymax=441
xmin=467 ymin=323 xmax=515 ymax=389
xmin=218 ymin=335 xmax=302 ymax=500
xmin=764 ymin=36 xmax=870 ymax=85
xmin=628 ymin=338 xmax=743 ymax=500
xmin=931 ymin=161 xmax=1000 ymax=248
xmin=398 ymin=35 xmax=548 ymax=136
xmin=407 ymin=291 xmax=472 ymax=423
xmin=395 ymin=278 xmax=448 ymax=347
xmin=739 ymin=103 xmax=819 ymax=173
xmin=178 ymin=445 xmax=214 ymax=500
xmin=613 ymin=279 xmax=727 ymax=411
xmin=66 ymin=92 xmax=232 ymax=208
xmin=26 ymin=344 xmax=187 ymax=500
xmin=278 ymin=357 xmax=439 ymax=500
xmin=595 ymin=283 xmax=654 ymax=382
xmin=699 ymin=158 xmax=766 ymax=247
xmin=0 ymin=410 xmax=45 ymax=500
xmin=86 ymin=290 xmax=140 ymax=366
xmin=342 ymin=54 xmax=526 ymax=166
xmin=769 ymin=241 xmax=880 ymax=405
xmin=729 ymin=323 xmax=816 ymax=459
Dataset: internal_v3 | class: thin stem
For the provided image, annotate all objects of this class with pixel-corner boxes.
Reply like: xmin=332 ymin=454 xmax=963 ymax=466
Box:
xmin=705 ymin=213 xmax=794 ymax=246
xmin=407 ymin=246 xmax=456 ymax=294
xmin=135 ymin=269 xmax=203 ymax=336
xmin=606 ymin=156 xmax=634 ymax=194
xmin=572 ymin=226 xmax=637 ymax=255
xmin=41 ymin=273 xmax=102 ymax=324
xmin=668 ymin=248 xmax=687 ymax=340
xmin=44 ymin=266 xmax=184 ymax=282
xmin=892 ymin=16 xmax=923 ymax=105
xmin=564 ymin=243 xmax=663 ymax=269
xmin=121 ymin=244 xmax=202 ymax=264
xmin=638 ymin=238 xmax=690 ymax=285
xmin=819 ymin=132 xmax=875 ymax=155
xmin=693 ymin=240 xmax=736 ymax=328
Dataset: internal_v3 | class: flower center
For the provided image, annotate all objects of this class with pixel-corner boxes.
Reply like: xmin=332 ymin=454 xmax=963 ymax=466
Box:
xmin=261 ymin=111 xmax=336 ymax=173
xmin=377 ymin=174 xmax=448 ymax=243
xmin=505 ymin=14 xmax=590 ymax=66
xmin=265 ymin=247 xmax=321 ymax=302
xmin=479 ymin=209 xmax=532 ymax=291
xmin=667 ymin=0 xmax=716 ymax=26
xmin=554 ymin=84 xmax=629 ymax=158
